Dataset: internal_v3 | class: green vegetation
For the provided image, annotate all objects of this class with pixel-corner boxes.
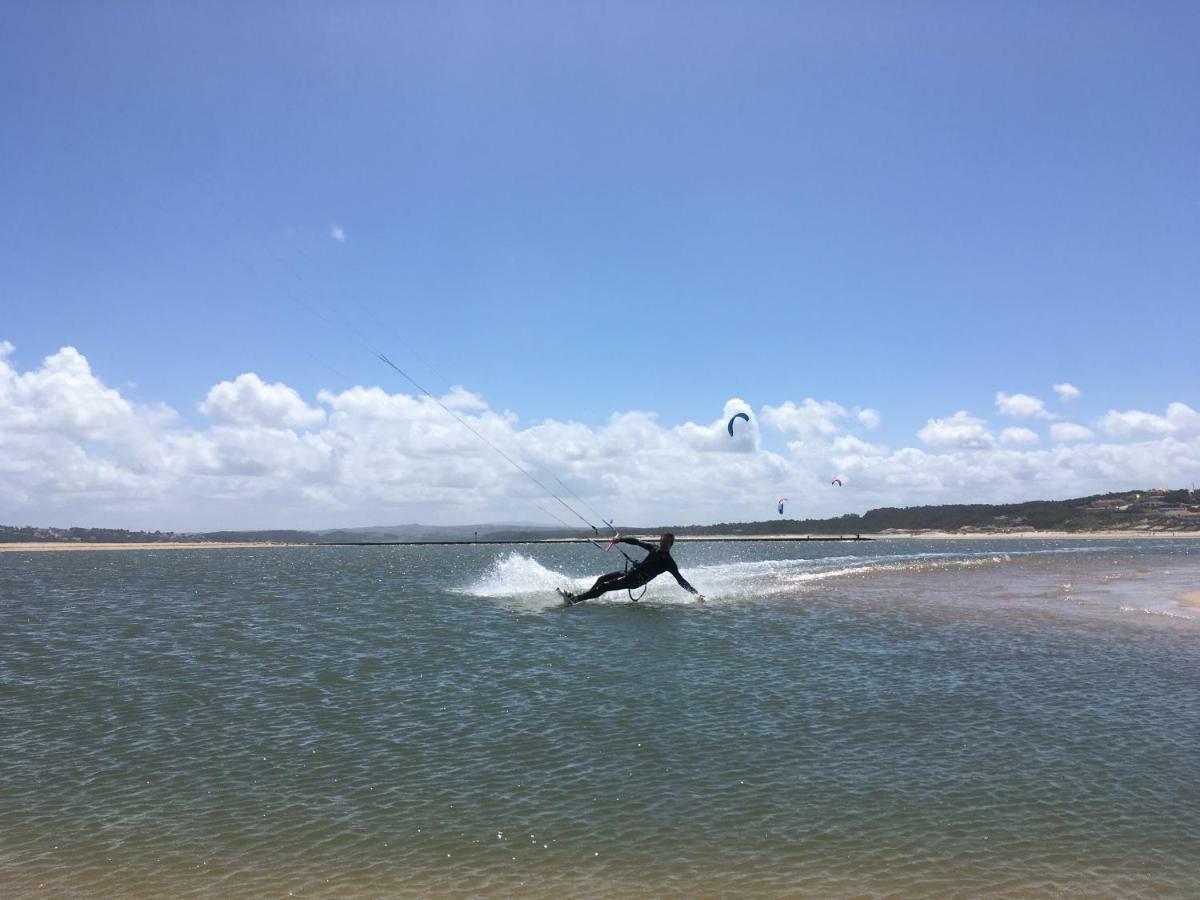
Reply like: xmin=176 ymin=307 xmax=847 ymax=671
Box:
xmin=197 ymin=530 xmax=318 ymax=543
xmin=0 ymin=525 xmax=195 ymax=544
xmin=0 ymin=526 xmax=316 ymax=544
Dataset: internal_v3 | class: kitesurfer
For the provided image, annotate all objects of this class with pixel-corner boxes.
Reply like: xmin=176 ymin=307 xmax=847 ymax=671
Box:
xmin=561 ymin=533 xmax=704 ymax=604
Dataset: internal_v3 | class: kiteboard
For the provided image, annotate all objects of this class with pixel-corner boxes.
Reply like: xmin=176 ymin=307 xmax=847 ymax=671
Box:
xmin=556 ymin=587 xmax=581 ymax=606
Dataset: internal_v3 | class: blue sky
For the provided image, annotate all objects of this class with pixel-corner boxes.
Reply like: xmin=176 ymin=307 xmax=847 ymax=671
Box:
xmin=1 ymin=3 xmax=1197 ymax=529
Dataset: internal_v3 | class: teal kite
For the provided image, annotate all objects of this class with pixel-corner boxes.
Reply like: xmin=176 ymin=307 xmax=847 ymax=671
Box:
xmin=727 ymin=412 xmax=750 ymax=436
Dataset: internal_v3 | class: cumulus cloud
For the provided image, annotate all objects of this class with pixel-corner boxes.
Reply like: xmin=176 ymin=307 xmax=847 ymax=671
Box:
xmin=1051 ymin=422 xmax=1094 ymax=443
xmin=830 ymin=434 xmax=889 ymax=457
xmin=1169 ymin=403 xmax=1200 ymax=432
xmin=917 ymin=411 xmax=994 ymax=450
xmin=200 ymin=373 xmax=326 ymax=429
xmin=440 ymin=385 xmax=490 ymax=412
xmin=0 ymin=345 xmax=179 ymax=500
xmin=1100 ymin=409 xmax=1170 ymax=438
xmin=1053 ymin=383 xmax=1081 ymax=402
xmin=674 ymin=398 xmax=758 ymax=452
xmin=995 ymin=391 xmax=1053 ymax=420
xmin=831 ymin=439 xmax=1199 ymax=510
xmin=1 ymin=345 xmax=139 ymax=439
xmin=1100 ymin=403 xmax=1200 ymax=438
xmin=4 ymin=342 xmax=1200 ymax=531
xmin=856 ymin=408 xmax=881 ymax=429
xmin=1000 ymin=427 xmax=1039 ymax=446
xmin=760 ymin=398 xmax=847 ymax=438
xmin=329 ymin=224 xmax=346 ymax=242
xmin=0 ymin=345 xmax=181 ymax=514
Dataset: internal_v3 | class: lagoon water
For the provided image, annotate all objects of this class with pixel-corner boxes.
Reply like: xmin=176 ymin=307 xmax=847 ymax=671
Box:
xmin=2 ymin=539 xmax=1199 ymax=897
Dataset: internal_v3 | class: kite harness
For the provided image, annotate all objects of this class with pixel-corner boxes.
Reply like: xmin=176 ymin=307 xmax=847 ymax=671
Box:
xmin=606 ymin=533 xmax=649 ymax=602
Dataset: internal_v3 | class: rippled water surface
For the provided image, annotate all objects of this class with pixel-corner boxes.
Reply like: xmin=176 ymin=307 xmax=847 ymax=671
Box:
xmin=2 ymin=539 xmax=1199 ymax=897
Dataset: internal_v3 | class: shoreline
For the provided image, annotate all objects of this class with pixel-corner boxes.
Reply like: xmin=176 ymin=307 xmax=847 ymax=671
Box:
xmin=1 ymin=530 xmax=1198 ymax=552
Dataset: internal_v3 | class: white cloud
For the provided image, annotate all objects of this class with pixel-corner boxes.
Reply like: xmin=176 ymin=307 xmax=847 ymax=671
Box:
xmin=440 ymin=385 xmax=489 ymax=412
xmin=856 ymin=408 xmax=881 ymax=429
xmin=1102 ymin=410 xmax=1171 ymax=437
xmin=3 ymin=342 xmax=1199 ymax=531
xmin=0 ymin=346 xmax=182 ymax=514
xmin=832 ymin=439 xmax=1199 ymax=510
xmin=0 ymin=344 xmax=175 ymax=441
xmin=995 ymin=391 xmax=1053 ymax=420
xmin=1100 ymin=403 xmax=1200 ymax=438
xmin=1051 ymin=422 xmax=1094 ymax=443
xmin=1053 ymin=383 xmax=1081 ymax=402
xmin=675 ymin=399 xmax=758 ymax=453
xmin=830 ymin=434 xmax=888 ymax=457
xmin=200 ymin=373 xmax=326 ymax=430
xmin=1000 ymin=427 xmax=1039 ymax=446
xmin=917 ymin=411 xmax=994 ymax=450
xmin=329 ymin=224 xmax=346 ymax=242
xmin=1168 ymin=402 xmax=1200 ymax=432
xmin=760 ymin=398 xmax=847 ymax=438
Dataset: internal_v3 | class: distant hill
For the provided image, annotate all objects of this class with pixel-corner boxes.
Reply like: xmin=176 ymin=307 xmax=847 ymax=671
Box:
xmin=314 ymin=522 xmax=559 ymax=542
xmin=3 ymin=489 xmax=1196 ymax=544
xmin=194 ymin=530 xmax=321 ymax=543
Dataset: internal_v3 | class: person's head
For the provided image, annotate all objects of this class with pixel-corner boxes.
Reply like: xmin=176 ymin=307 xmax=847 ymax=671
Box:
xmin=659 ymin=532 xmax=675 ymax=551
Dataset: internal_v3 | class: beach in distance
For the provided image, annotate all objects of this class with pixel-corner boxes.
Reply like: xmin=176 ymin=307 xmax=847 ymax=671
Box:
xmin=3 ymin=536 xmax=1198 ymax=897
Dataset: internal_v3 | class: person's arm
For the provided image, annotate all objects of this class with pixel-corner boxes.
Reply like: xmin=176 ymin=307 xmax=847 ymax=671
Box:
xmin=618 ymin=536 xmax=656 ymax=551
xmin=666 ymin=558 xmax=703 ymax=598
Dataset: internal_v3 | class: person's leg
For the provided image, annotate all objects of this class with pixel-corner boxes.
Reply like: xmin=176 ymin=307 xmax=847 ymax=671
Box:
xmin=573 ymin=570 xmax=633 ymax=602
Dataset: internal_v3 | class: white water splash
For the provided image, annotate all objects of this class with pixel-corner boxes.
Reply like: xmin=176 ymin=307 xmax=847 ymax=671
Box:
xmin=459 ymin=551 xmax=707 ymax=608
xmin=456 ymin=550 xmax=1015 ymax=607
xmin=465 ymin=552 xmax=579 ymax=598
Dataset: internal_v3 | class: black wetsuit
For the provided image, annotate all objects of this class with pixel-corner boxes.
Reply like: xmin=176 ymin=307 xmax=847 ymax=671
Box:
xmin=570 ymin=537 xmax=699 ymax=602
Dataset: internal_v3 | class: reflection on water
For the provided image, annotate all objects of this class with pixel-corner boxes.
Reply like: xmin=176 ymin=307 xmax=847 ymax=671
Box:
xmin=1 ymin=539 xmax=1198 ymax=897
